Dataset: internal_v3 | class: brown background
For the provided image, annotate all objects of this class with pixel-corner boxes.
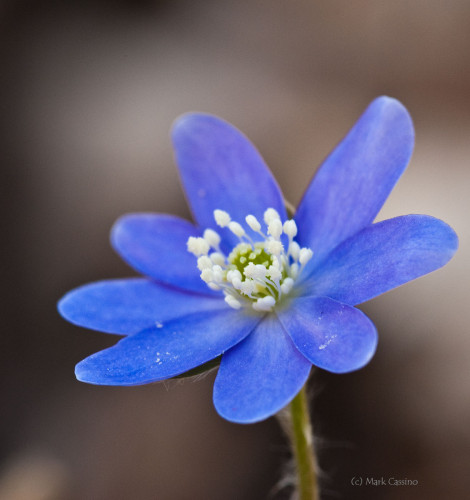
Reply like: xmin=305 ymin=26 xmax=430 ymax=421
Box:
xmin=1 ymin=1 xmax=469 ymax=499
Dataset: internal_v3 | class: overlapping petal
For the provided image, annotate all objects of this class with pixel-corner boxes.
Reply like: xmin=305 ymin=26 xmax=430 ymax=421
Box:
xmin=58 ymin=278 xmax=226 ymax=335
xmin=305 ymin=215 xmax=458 ymax=305
xmin=172 ymin=113 xmax=286 ymax=248
xmin=213 ymin=315 xmax=311 ymax=423
xmin=75 ymin=308 xmax=261 ymax=385
xmin=111 ymin=213 xmax=217 ymax=295
xmin=277 ymin=297 xmax=377 ymax=373
xmin=295 ymin=96 xmax=414 ymax=265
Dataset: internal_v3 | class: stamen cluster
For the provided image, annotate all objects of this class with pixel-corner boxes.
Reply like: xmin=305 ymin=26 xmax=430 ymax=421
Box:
xmin=187 ymin=208 xmax=313 ymax=312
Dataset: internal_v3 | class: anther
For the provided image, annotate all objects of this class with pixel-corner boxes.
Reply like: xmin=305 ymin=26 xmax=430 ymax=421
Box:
xmin=268 ymin=219 xmax=283 ymax=239
xmin=245 ymin=214 xmax=261 ymax=232
xmin=299 ymin=248 xmax=313 ymax=265
xmin=214 ymin=209 xmax=231 ymax=227
xmin=283 ymin=220 xmax=297 ymax=238
xmin=212 ymin=265 xmax=224 ymax=283
xmin=280 ymin=277 xmax=294 ymax=294
xmin=253 ymin=296 xmax=276 ymax=312
xmin=197 ymin=255 xmax=212 ymax=271
xmin=288 ymin=241 xmax=300 ymax=260
xmin=228 ymin=221 xmax=245 ymax=238
xmin=264 ymin=208 xmax=280 ymax=225
xmin=210 ymin=253 xmax=225 ymax=266
xmin=203 ymin=228 xmax=221 ymax=248
xmin=239 ymin=279 xmax=255 ymax=296
xmin=226 ymin=269 xmax=242 ymax=283
xmin=266 ymin=239 xmax=283 ymax=256
xmin=200 ymin=268 xmax=214 ymax=283
xmin=187 ymin=237 xmax=210 ymax=256
xmin=268 ymin=264 xmax=282 ymax=281
xmin=225 ymin=295 xmax=242 ymax=310
xmin=290 ymin=263 xmax=299 ymax=278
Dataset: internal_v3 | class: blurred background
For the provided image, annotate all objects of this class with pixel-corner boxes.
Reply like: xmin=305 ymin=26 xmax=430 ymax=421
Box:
xmin=1 ymin=1 xmax=469 ymax=499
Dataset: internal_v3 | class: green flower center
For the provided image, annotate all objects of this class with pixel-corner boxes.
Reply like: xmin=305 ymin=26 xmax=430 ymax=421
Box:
xmin=228 ymin=242 xmax=273 ymax=274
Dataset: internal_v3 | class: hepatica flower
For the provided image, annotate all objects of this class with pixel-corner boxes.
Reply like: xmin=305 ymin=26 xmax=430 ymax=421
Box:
xmin=59 ymin=97 xmax=457 ymax=424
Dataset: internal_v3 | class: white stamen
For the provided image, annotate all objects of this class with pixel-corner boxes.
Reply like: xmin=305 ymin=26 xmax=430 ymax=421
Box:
xmin=210 ymin=252 xmax=225 ymax=266
xmin=268 ymin=264 xmax=282 ymax=281
xmin=264 ymin=208 xmax=280 ymax=225
xmin=253 ymin=296 xmax=276 ymax=312
xmin=268 ymin=219 xmax=283 ymax=239
xmin=239 ymin=279 xmax=255 ymax=296
xmin=214 ymin=209 xmax=231 ymax=227
xmin=225 ymin=295 xmax=242 ymax=310
xmin=288 ymin=241 xmax=300 ymax=260
xmin=207 ymin=283 xmax=221 ymax=290
xmin=212 ymin=265 xmax=224 ymax=283
xmin=283 ymin=220 xmax=298 ymax=238
xmin=228 ymin=221 xmax=245 ymax=238
xmin=197 ymin=256 xmax=212 ymax=271
xmin=226 ymin=269 xmax=242 ymax=283
xmin=200 ymin=268 xmax=214 ymax=283
xmin=290 ymin=262 xmax=299 ymax=278
xmin=231 ymin=277 xmax=242 ymax=290
xmin=244 ymin=262 xmax=258 ymax=279
xmin=187 ymin=237 xmax=210 ymax=256
xmin=299 ymin=248 xmax=313 ymax=265
xmin=266 ymin=239 xmax=283 ymax=256
xmin=203 ymin=228 xmax=221 ymax=248
xmin=254 ymin=264 xmax=268 ymax=279
xmin=245 ymin=214 xmax=261 ymax=232
xmin=280 ymin=277 xmax=294 ymax=295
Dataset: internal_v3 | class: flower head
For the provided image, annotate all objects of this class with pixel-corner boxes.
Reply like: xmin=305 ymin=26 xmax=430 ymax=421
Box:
xmin=58 ymin=97 xmax=458 ymax=423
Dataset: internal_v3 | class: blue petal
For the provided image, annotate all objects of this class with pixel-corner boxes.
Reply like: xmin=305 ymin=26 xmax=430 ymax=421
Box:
xmin=58 ymin=278 xmax=226 ymax=335
xmin=111 ymin=213 xmax=217 ymax=295
xmin=213 ymin=314 xmax=311 ymax=423
xmin=305 ymin=215 xmax=458 ymax=305
xmin=295 ymin=97 xmax=414 ymax=265
xmin=75 ymin=308 xmax=261 ymax=385
xmin=172 ymin=113 xmax=286 ymax=248
xmin=277 ymin=297 xmax=378 ymax=373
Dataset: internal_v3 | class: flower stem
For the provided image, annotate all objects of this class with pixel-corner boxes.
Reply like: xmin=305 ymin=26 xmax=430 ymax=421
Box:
xmin=289 ymin=385 xmax=318 ymax=499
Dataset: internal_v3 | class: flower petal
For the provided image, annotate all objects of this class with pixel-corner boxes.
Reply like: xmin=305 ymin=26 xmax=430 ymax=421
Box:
xmin=111 ymin=213 xmax=217 ymax=295
xmin=305 ymin=215 xmax=458 ymax=305
xmin=58 ymin=278 xmax=226 ymax=335
xmin=277 ymin=297 xmax=378 ymax=373
xmin=172 ymin=113 xmax=286 ymax=248
xmin=295 ymin=97 xmax=414 ymax=264
xmin=213 ymin=314 xmax=311 ymax=423
xmin=75 ymin=308 xmax=261 ymax=385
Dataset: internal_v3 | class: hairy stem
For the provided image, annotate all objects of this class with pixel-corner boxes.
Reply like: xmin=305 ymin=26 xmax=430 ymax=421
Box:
xmin=288 ymin=385 xmax=318 ymax=499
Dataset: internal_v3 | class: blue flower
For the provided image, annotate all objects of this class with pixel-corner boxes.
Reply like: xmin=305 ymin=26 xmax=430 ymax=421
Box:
xmin=58 ymin=97 xmax=458 ymax=423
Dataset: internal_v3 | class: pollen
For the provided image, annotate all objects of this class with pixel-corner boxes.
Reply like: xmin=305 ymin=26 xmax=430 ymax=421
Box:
xmin=187 ymin=208 xmax=314 ymax=312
